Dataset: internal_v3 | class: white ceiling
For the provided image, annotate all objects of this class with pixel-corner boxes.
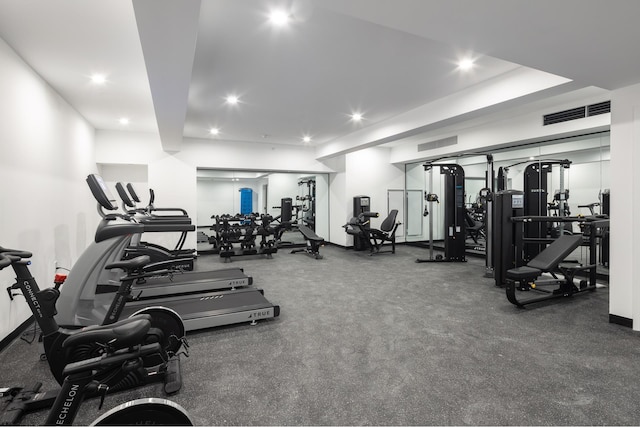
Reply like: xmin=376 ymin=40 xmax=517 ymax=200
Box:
xmin=0 ymin=0 xmax=638 ymax=153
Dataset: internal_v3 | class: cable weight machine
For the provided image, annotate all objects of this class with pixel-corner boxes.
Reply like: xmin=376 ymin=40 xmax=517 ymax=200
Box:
xmin=498 ymin=159 xmax=572 ymax=261
xmin=416 ymin=163 xmax=466 ymax=263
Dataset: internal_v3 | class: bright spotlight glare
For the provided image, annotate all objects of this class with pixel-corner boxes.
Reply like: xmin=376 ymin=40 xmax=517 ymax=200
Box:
xmin=269 ymin=10 xmax=290 ymax=26
xmin=458 ymin=58 xmax=474 ymax=71
xmin=91 ymin=74 xmax=107 ymax=85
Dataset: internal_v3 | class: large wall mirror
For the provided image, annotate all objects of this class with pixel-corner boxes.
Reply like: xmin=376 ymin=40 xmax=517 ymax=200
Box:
xmin=404 ymin=131 xmax=610 ymax=260
xmin=196 ymin=169 xmax=329 ymax=251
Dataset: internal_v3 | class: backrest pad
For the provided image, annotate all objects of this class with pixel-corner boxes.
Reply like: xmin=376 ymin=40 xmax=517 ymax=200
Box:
xmin=380 ymin=209 xmax=398 ymax=232
xmin=527 ymin=234 xmax=583 ymax=271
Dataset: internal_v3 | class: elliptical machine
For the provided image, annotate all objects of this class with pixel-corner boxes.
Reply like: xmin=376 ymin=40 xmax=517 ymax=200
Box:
xmin=0 ymin=249 xmax=192 ymax=425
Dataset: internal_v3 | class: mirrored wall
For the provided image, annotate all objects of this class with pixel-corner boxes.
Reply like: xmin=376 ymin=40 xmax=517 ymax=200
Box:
xmin=196 ymin=169 xmax=329 ymax=249
xmin=404 ymin=131 xmax=611 ymax=255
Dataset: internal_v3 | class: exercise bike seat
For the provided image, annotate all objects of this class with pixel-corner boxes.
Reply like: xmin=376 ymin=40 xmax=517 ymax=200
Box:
xmin=105 ymin=255 xmax=151 ymax=271
xmin=62 ymin=315 xmax=152 ymax=350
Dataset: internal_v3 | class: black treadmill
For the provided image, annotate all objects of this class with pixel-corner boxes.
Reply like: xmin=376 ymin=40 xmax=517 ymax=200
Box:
xmin=54 ymin=175 xmax=279 ymax=332
xmin=85 ymin=176 xmax=254 ymax=296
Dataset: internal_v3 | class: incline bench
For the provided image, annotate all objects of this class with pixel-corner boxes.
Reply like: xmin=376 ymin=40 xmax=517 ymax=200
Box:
xmin=505 ymin=234 xmax=597 ymax=307
xmin=291 ymin=225 xmax=325 ymax=259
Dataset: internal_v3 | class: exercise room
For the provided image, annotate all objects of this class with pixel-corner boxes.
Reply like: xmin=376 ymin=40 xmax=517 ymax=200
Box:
xmin=0 ymin=1 xmax=638 ymax=425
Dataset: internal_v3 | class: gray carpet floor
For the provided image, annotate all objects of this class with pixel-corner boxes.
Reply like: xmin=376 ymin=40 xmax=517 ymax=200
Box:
xmin=1 ymin=244 xmax=639 ymax=425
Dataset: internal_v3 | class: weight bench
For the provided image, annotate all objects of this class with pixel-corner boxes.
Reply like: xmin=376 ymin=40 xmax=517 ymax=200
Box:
xmin=291 ymin=225 xmax=325 ymax=259
xmin=505 ymin=234 xmax=597 ymax=307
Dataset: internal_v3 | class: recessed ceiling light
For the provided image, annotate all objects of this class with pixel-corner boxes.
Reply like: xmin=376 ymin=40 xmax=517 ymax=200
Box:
xmin=458 ymin=58 xmax=474 ymax=71
xmin=351 ymin=113 xmax=363 ymax=122
xmin=303 ymin=136 xmax=312 ymax=143
xmin=269 ymin=10 xmax=290 ymax=26
xmin=209 ymin=127 xmax=220 ymax=135
xmin=225 ymin=95 xmax=239 ymax=105
xmin=119 ymin=117 xmax=129 ymax=125
xmin=91 ymin=74 xmax=107 ymax=85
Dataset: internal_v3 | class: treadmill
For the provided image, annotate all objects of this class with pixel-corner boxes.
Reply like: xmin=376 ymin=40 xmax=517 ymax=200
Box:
xmin=114 ymin=181 xmax=198 ymax=268
xmin=54 ymin=175 xmax=279 ymax=331
xmin=83 ymin=175 xmax=253 ymax=297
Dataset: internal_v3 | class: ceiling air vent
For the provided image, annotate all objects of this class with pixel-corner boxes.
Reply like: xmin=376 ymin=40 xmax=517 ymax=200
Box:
xmin=543 ymin=107 xmax=586 ymax=126
xmin=587 ymin=101 xmax=611 ymax=117
xmin=418 ymin=136 xmax=457 ymax=152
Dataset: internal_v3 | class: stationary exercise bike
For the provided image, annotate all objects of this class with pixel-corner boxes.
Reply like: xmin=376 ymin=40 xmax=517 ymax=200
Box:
xmin=2 ymin=246 xmax=186 ymax=394
xmin=0 ymin=250 xmax=193 ymax=425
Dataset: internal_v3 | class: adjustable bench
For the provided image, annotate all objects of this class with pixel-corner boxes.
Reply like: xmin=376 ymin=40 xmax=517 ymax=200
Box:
xmin=505 ymin=234 xmax=597 ymax=307
xmin=291 ymin=225 xmax=325 ymax=259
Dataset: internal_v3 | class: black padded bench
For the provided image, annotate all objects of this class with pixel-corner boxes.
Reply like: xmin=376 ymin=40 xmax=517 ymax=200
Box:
xmin=505 ymin=234 xmax=597 ymax=307
xmin=291 ymin=225 xmax=325 ymax=259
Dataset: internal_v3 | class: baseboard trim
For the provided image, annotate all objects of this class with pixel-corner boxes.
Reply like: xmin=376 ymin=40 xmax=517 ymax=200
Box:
xmin=0 ymin=316 xmax=35 ymax=353
xmin=326 ymin=241 xmax=408 ymax=250
xmin=325 ymin=242 xmax=348 ymax=249
xmin=609 ymin=314 xmax=633 ymax=328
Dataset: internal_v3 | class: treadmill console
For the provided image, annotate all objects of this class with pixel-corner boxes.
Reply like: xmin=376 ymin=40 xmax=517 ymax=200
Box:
xmin=86 ymin=174 xmax=118 ymax=211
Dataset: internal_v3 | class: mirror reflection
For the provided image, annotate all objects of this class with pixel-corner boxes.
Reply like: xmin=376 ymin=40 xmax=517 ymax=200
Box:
xmin=196 ymin=169 xmax=329 ymax=254
xmin=404 ymin=132 xmax=610 ymax=263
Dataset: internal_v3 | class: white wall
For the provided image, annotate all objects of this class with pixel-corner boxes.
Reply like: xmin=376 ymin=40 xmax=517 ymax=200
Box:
xmin=0 ymin=37 xmax=97 ymax=342
xmin=390 ymin=91 xmax=611 ymax=165
xmin=146 ymin=155 xmax=198 ymax=252
xmin=326 ymin=156 xmax=347 ymax=246
xmin=197 ymin=179 xmax=264 ymax=224
xmin=341 ymin=147 xmax=405 ymax=246
xmin=609 ymin=82 xmax=640 ymax=327
xmin=314 ymin=174 xmax=330 ymax=241
xmin=98 ymin=163 xmax=149 ymax=211
xmin=95 ymin=131 xmax=336 ymax=249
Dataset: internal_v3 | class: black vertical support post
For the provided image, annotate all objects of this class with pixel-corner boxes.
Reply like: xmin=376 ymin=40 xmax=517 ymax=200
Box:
xmin=589 ymin=221 xmax=597 ymax=286
xmin=523 ymin=162 xmax=551 ymax=261
xmin=43 ymin=372 xmax=93 ymax=425
xmin=441 ymin=165 xmax=466 ymax=262
xmin=11 ymin=262 xmax=59 ymax=337
xmin=485 ymin=155 xmax=494 ymax=277
xmin=601 ymin=190 xmax=610 ymax=266
xmin=352 ymin=196 xmax=370 ymax=251
xmin=497 ymin=167 xmax=506 ymax=191
xmin=493 ymin=190 xmax=524 ymax=287
xmin=280 ymin=198 xmax=293 ymax=222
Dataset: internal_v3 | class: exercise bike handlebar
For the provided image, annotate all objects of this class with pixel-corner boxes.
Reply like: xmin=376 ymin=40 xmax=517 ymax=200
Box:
xmin=0 ymin=255 xmax=11 ymax=269
xmin=0 ymin=248 xmax=33 ymax=269
xmin=0 ymin=246 xmax=32 ymax=258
